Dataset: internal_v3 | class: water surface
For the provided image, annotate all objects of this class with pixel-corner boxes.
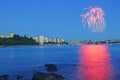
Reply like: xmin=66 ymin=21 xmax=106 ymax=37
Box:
xmin=0 ymin=45 xmax=120 ymax=80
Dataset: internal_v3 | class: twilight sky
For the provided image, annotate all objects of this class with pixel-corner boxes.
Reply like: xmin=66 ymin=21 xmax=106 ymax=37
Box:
xmin=0 ymin=0 xmax=120 ymax=41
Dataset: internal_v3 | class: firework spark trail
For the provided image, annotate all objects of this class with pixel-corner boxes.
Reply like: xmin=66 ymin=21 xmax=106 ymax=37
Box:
xmin=81 ymin=6 xmax=106 ymax=32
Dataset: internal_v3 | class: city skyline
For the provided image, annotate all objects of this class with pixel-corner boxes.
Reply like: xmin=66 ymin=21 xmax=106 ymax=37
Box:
xmin=0 ymin=0 xmax=120 ymax=41
xmin=1 ymin=32 xmax=120 ymax=46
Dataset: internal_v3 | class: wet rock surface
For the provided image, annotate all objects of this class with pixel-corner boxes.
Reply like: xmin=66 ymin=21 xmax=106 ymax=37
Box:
xmin=0 ymin=74 xmax=10 ymax=80
xmin=16 ymin=75 xmax=23 ymax=80
xmin=32 ymin=72 xmax=65 ymax=80
xmin=45 ymin=64 xmax=58 ymax=72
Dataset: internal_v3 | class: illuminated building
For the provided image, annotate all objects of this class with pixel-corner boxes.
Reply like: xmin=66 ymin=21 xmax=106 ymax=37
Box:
xmin=8 ymin=33 xmax=14 ymax=38
xmin=56 ymin=38 xmax=64 ymax=44
xmin=0 ymin=34 xmax=5 ymax=38
xmin=49 ymin=38 xmax=55 ymax=43
xmin=38 ymin=36 xmax=44 ymax=45
xmin=44 ymin=37 xmax=48 ymax=43
xmin=33 ymin=37 xmax=38 ymax=42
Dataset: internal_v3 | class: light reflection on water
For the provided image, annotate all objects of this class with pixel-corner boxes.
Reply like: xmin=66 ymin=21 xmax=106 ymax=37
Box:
xmin=77 ymin=45 xmax=114 ymax=80
xmin=1 ymin=45 xmax=120 ymax=80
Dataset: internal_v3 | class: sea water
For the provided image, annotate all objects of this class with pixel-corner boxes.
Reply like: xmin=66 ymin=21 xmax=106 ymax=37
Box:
xmin=0 ymin=44 xmax=120 ymax=80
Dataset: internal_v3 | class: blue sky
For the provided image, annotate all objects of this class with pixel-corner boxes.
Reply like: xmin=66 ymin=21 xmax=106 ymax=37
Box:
xmin=0 ymin=0 xmax=120 ymax=41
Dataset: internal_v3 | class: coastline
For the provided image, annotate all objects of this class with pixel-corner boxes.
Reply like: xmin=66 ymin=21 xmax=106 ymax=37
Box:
xmin=0 ymin=42 xmax=120 ymax=48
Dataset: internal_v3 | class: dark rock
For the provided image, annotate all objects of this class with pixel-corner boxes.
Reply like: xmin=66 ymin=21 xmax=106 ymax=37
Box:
xmin=16 ymin=75 xmax=23 ymax=80
xmin=72 ymin=64 xmax=78 ymax=66
xmin=32 ymin=72 xmax=65 ymax=80
xmin=45 ymin=64 xmax=58 ymax=72
xmin=0 ymin=74 xmax=10 ymax=80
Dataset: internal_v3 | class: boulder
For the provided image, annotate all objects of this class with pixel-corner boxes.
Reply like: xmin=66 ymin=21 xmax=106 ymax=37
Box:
xmin=32 ymin=72 xmax=64 ymax=80
xmin=45 ymin=64 xmax=58 ymax=72
xmin=16 ymin=75 xmax=23 ymax=80
xmin=72 ymin=64 xmax=78 ymax=66
xmin=0 ymin=74 xmax=10 ymax=80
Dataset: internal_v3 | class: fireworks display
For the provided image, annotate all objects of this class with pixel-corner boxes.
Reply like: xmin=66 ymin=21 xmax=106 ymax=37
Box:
xmin=81 ymin=6 xmax=106 ymax=32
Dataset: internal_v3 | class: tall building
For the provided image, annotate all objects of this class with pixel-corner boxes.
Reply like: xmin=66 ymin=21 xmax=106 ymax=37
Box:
xmin=56 ymin=38 xmax=64 ymax=44
xmin=33 ymin=37 xmax=38 ymax=42
xmin=38 ymin=36 xmax=44 ymax=45
xmin=49 ymin=38 xmax=56 ymax=43
xmin=44 ymin=37 xmax=48 ymax=43
xmin=0 ymin=34 xmax=5 ymax=38
xmin=8 ymin=33 xmax=14 ymax=38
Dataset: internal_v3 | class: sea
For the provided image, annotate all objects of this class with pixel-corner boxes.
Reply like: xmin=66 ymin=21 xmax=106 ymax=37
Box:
xmin=0 ymin=44 xmax=120 ymax=80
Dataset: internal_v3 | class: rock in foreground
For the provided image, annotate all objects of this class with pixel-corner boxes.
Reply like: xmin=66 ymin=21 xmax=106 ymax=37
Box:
xmin=0 ymin=74 xmax=10 ymax=80
xmin=16 ymin=75 xmax=23 ymax=80
xmin=32 ymin=72 xmax=64 ymax=80
xmin=45 ymin=64 xmax=58 ymax=72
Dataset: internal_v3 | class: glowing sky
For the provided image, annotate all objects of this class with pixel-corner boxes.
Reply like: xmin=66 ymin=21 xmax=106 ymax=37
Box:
xmin=0 ymin=0 xmax=120 ymax=41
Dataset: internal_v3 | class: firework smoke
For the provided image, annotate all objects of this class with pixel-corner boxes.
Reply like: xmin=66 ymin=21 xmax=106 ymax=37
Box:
xmin=81 ymin=6 xmax=106 ymax=32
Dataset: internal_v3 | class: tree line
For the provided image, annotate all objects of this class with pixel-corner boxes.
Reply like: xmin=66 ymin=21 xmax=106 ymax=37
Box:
xmin=0 ymin=34 xmax=38 ymax=46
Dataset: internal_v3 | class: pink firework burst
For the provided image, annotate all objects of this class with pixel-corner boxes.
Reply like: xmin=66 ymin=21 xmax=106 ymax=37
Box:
xmin=81 ymin=6 xmax=106 ymax=32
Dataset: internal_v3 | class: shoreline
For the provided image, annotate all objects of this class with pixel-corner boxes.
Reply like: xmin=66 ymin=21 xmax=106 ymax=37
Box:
xmin=0 ymin=43 xmax=120 ymax=48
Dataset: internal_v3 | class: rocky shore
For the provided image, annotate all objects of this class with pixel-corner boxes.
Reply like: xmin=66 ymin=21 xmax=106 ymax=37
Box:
xmin=0 ymin=64 xmax=66 ymax=80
